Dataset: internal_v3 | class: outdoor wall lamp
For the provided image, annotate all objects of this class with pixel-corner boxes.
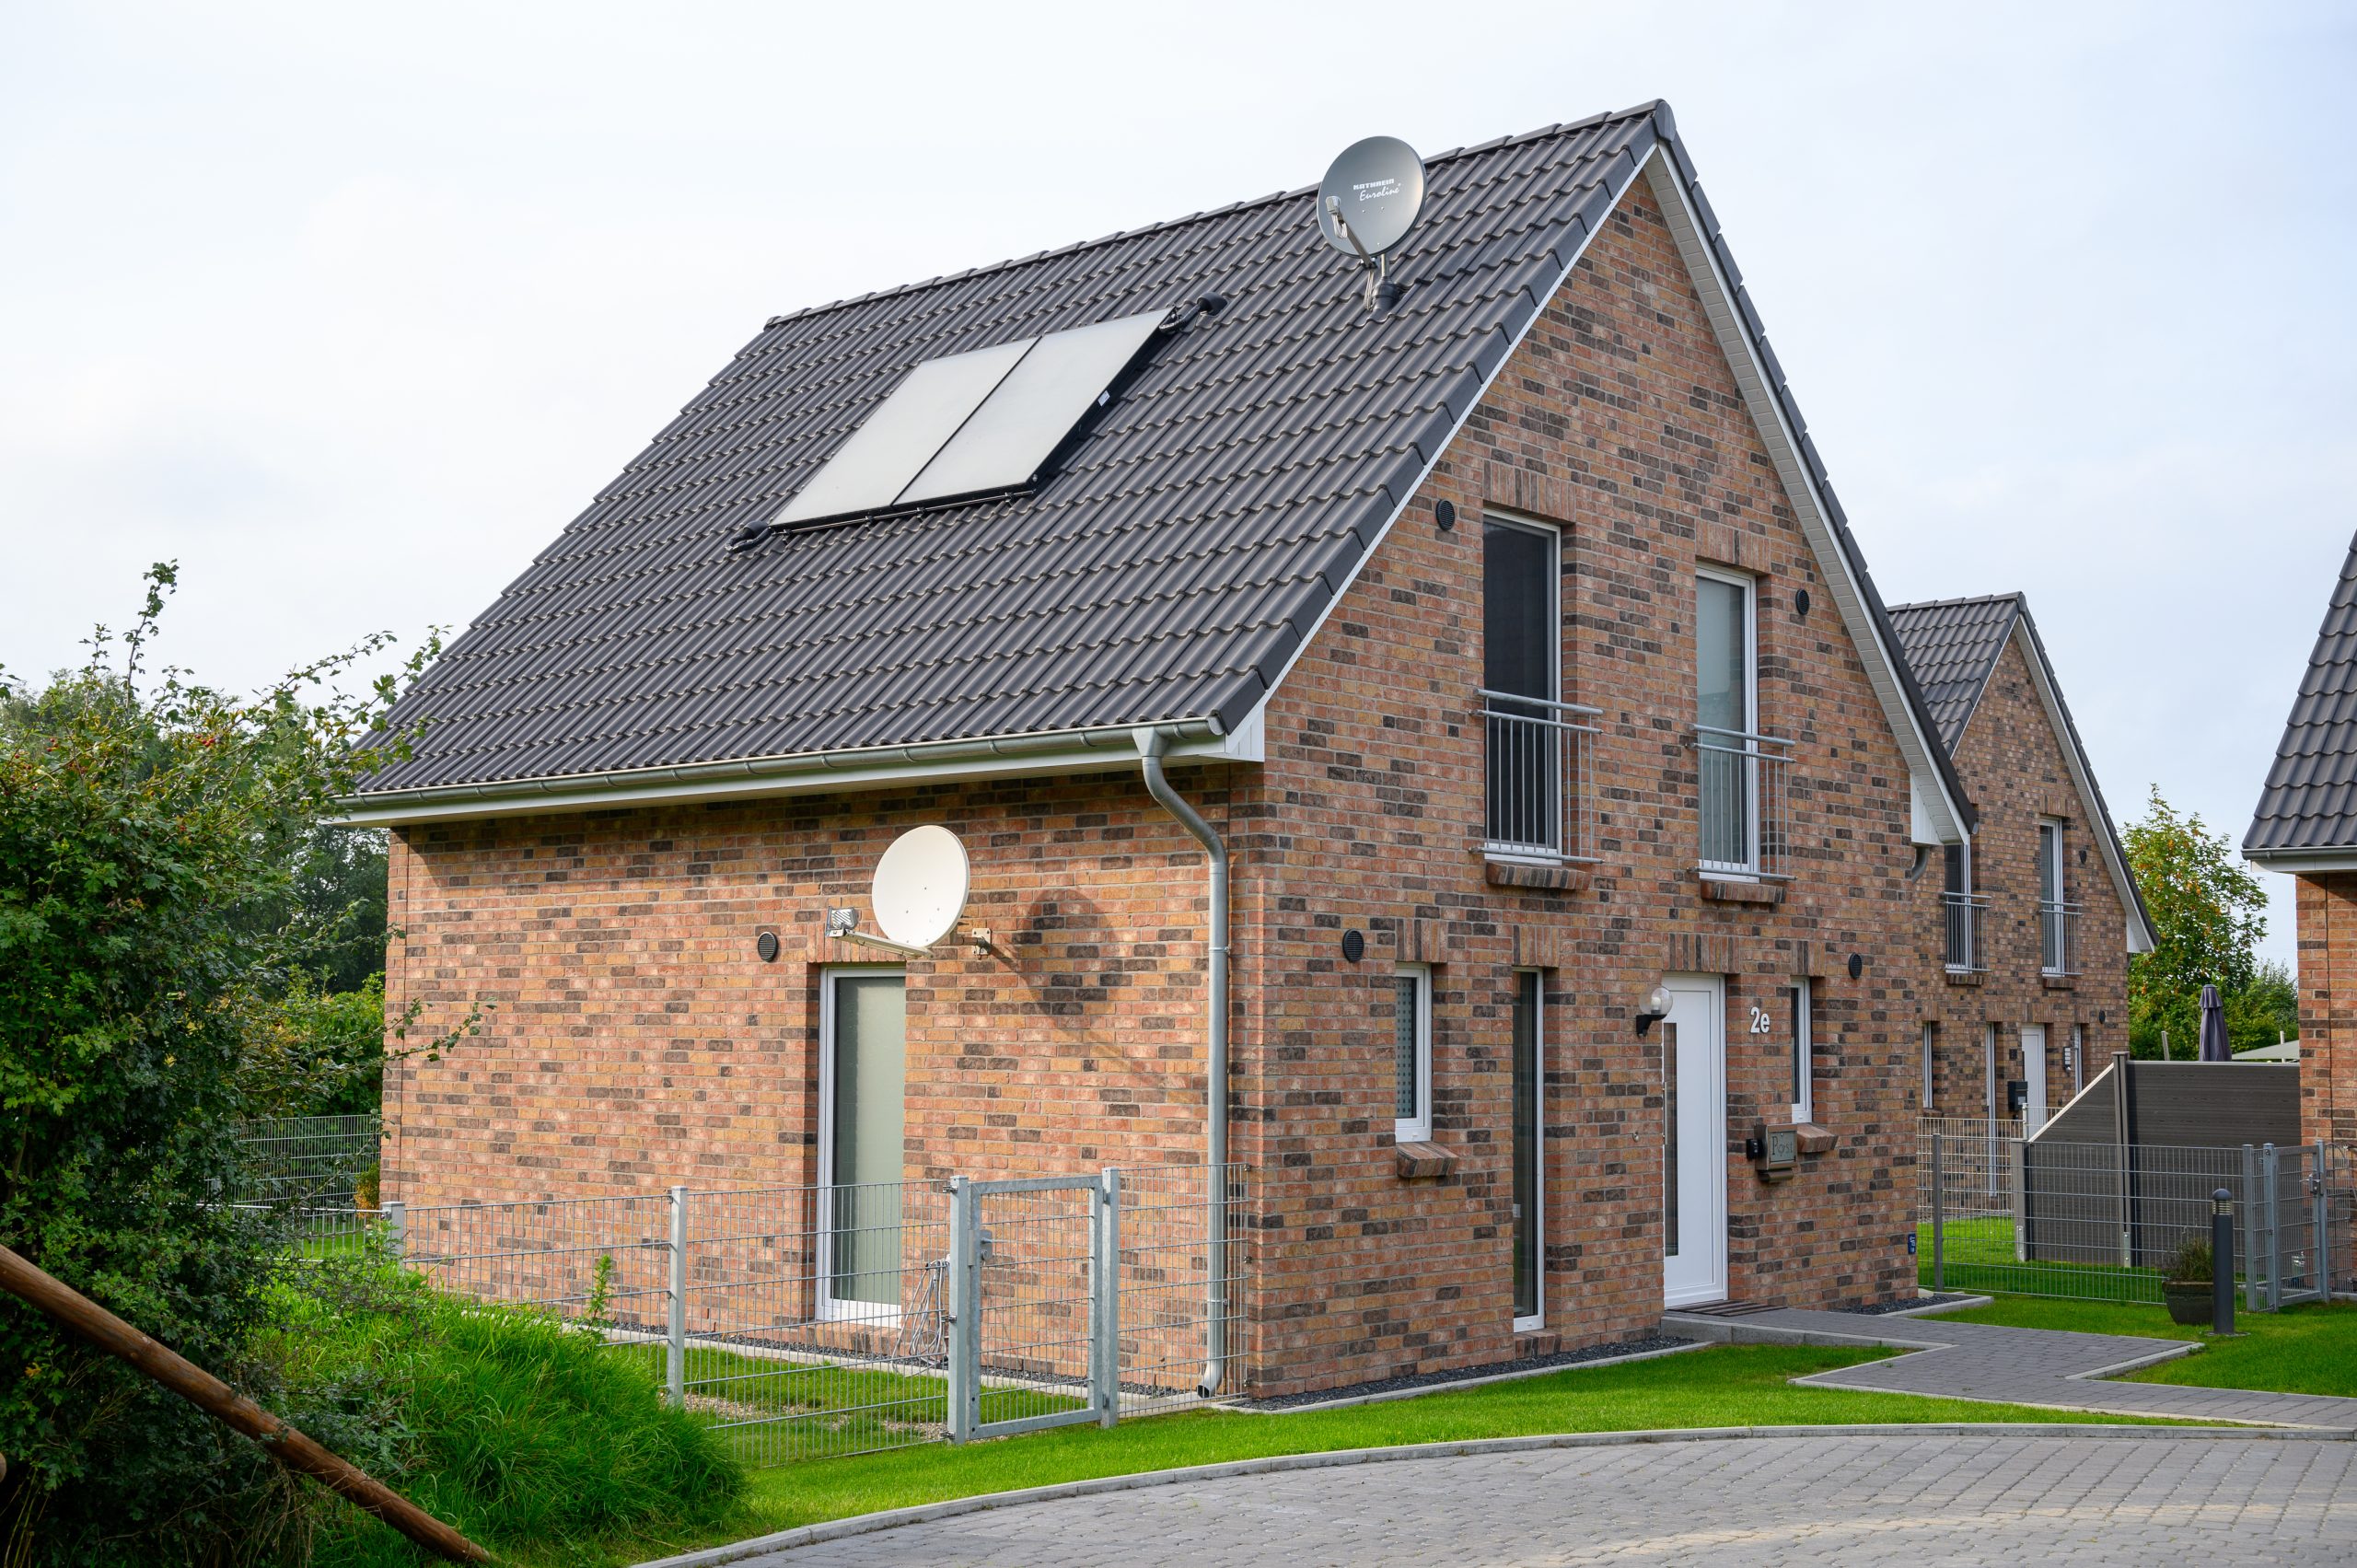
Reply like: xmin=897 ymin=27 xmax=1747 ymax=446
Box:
xmin=1634 ymin=982 xmax=1674 ymax=1038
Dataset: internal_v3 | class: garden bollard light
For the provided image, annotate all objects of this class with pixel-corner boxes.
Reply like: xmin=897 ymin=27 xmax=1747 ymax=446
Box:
xmin=2212 ymin=1189 xmax=2236 ymax=1337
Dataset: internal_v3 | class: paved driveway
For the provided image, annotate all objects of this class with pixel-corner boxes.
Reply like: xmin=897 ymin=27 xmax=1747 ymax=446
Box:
xmin=730 ymin=1433 xmax=2357 ymax=1566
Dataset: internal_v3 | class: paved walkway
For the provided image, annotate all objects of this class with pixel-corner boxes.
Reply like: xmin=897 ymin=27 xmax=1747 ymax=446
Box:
xmin=712 ymin=1432 xmax=2357 ymax=1565
xmin=1663 ymin=1306 xmax=2357 ymax=1430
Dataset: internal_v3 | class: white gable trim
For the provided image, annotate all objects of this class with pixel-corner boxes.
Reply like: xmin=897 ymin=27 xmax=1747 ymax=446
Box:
xmin=2006 ymin=620 xmax=2155 ymax=954
xmin=1644 ymin=153 xmax=1969 ymax=848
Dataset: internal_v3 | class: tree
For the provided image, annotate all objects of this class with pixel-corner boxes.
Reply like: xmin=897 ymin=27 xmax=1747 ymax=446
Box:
xmin=2226 ymin=958 xmax=2299 ymax=1054
xmin=2122 ymin=787 xmax=2270 ymax=1059
xmin=0 ymin=565 xmax=447 ymax=1563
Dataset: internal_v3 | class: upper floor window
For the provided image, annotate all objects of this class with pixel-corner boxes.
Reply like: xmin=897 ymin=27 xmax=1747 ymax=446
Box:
xmin=1696 ymin=569 xmax=1788 ymax=877
xmin=1942 ymin=842 xmax=1983 ymax=972
xmin=2038 ymin=819 xmax=2075 ymax=975
xmin=1480 ymin=517 xmax=1597 ymax=864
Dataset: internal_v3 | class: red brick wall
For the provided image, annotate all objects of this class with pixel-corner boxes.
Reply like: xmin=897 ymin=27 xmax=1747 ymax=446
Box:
xmin=2295 ymin=871 xmax=2357 ymax=1147
xmin=385 ymin=167 xmax=1947 ymax=1398
xmin=1917 ymin=636 xmax=2132 ymax=1121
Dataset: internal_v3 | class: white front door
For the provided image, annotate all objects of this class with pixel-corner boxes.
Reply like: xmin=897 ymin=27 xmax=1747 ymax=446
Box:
xmin=2021 ymin=1025 xmax=2048 ymax=1134
xmin=1662 ymin=974 xmax=1728 ymax=1307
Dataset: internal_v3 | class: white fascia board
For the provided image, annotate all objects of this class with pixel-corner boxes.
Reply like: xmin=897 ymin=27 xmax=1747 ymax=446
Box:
xmin=1237 ymin=137 xmax=1661 ymax=724
xmin=2245 ymin=847 xmax=2357 ymax=875
xmin=1647 ymin=154 xmax=1969 ymax=850
xmin=332 ymin=718 xmax=1239 ymax=828
xmin=2007 ymin=621 xmax=2154 ymax=954
xmin=1910 ymin=775 xmax=1945 ymax=847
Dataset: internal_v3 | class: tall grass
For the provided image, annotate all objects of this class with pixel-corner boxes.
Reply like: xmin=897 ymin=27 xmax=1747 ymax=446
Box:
xmin=260 ymin=1261 xmax=744 ymax=1566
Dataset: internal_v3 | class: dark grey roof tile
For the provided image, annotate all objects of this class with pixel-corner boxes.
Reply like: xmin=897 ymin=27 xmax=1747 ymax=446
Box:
xmin=2248 ymin=537 xmax=2357 ymax=853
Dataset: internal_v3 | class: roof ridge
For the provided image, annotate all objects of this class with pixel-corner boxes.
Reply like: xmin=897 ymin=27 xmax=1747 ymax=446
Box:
xmin=759 ymin=102 xmax=1666 ymax=332
xmin=1887 ymin=591 xmax=2025 ymax=615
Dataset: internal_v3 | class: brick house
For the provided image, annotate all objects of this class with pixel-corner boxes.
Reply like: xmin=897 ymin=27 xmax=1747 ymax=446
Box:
xmin=1887 ymin=595 xmax=2151 ymax=1129
xmin=348 ymin=101 xmax=2009 ymax=1397
xmin=2246 ymin=535 xmax=2357 ymax=1147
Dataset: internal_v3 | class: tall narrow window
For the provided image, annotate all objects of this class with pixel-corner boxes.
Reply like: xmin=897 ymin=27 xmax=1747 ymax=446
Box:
xmin=1921 ymin=1021 xmax=1937 ymax=1110
xmin=1696 ymin=570 xmax=1757 ymax=872
xmin=1482 ymin=517 xmax=1561 ymax=857
xmin=2038 ymin=819 xmax=2070 ymax=975
xmin=821 ymin=969 xmax=908 ymax=1318
xmin=1789 ymin=978 xmax=1814 ymax=1122
xmin=1511 ymin=970 xmax=1542 ymax=1330
xmin=1393 ymin=966 xmax=1432 ymax=1144
xmin=2070 ymin=1022 xmax=2084 ymax=1095
xmin=1943 ymin=842 xmax=1976 ymax=971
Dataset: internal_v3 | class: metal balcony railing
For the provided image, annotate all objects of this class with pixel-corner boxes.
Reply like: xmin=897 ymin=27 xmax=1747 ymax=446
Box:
xmin=1942 ymin=892 xmax=1990 ymax=971
xmin=1480 ymin=690 xmax=1603 ymax=865
xmin=1695 ymin=726 xmax=1793 ymax=879
xmin=2040 ymin=900 xmax=2080 ymax=976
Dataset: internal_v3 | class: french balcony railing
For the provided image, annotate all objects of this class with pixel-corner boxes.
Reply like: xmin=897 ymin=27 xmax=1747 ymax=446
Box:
xmin=1480 ymin=690 xmax=1603 ymax=865
xmin=1695 ymin=725 xmax=1793 ymax=880
xmin=1941 ymin=891 xmax=1990 ymax=972
xmin=2040 ymin=900 xmax=2080 ymax=976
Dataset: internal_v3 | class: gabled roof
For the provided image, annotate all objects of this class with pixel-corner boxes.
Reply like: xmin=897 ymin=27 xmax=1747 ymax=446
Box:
xmin=1889 ymin=593 xmax=2154 ymax=952
xmin=2246 ymin=535 xmax=2357 ymax=865
xmin=1886 ymin=595 xmax=2018 ymax=752
xmin=344 ymin=101 xmax=1971 ymax=836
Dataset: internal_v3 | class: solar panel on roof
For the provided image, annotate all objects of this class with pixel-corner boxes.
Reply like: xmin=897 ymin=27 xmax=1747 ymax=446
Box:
xmin=771 ymin=309 xmax=1167 ymax=529
xmin=772 ymin=338 xmax=1029 ymax=527
xmin=898 ymin=311 xmax=1165 ymax=507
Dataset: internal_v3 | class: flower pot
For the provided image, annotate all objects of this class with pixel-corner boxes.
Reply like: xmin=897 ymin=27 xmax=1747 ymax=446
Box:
xmin=2163 ymin=1281 xmax=2213 ymax=1326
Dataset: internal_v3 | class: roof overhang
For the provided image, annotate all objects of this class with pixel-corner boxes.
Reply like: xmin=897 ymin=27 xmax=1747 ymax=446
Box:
xmin=333 ymin=707 xmax=1262 ymax=827
xmin=2244 ymin=845 xmax=2357 ymax=876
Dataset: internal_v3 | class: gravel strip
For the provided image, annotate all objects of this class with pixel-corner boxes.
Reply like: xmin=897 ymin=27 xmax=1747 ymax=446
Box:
xmin=1237 ymin=1335 xmax=1696 ymax=1411
xmin=1842 ymin=1293 xmax=1979 ymax=1316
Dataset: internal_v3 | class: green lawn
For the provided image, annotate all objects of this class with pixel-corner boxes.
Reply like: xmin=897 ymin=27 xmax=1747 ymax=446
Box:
xmin=1917 ymin=1216 xmax=2171 ymax=1303
xmin=1942 ymin=1295 xmax=2357 ymax=1399
xmin=606 ymin=1342 xmax=2173 ymax=1566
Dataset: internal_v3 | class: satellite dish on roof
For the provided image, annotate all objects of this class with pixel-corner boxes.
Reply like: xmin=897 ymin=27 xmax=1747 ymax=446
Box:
xmin=871 ymin=824 xmax=970 ymax=949
xmin=1316 ymin=135 xmax=1427 ymax=262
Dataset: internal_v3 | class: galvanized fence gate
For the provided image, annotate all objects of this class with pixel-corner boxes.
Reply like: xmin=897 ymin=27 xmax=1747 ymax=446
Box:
xmin=261 ymin=1162 xmax=1241 ymax=1468
xmin=1920 ymin=1123 xmax=2349 ymax=1309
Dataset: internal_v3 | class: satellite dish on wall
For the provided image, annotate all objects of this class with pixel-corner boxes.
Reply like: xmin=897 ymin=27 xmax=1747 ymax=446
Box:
xmin=1316 ymin=135 xmax=1427 ymax=262
xmin=871 ymin=824 xmax=970 ymax=949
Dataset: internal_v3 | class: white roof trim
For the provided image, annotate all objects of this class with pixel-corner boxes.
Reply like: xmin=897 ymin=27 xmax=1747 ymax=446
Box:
xmin=1645 ymin=151 xmax=1970 ymax=847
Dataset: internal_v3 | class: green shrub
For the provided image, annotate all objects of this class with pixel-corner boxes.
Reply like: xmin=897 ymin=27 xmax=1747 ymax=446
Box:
xmin=2162 ymin=1233 xmax=2214 ymax=1283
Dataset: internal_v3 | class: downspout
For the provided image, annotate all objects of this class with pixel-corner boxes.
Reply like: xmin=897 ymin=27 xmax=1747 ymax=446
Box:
xmin=1135 ymin=726 xmax=1229 ymax=1396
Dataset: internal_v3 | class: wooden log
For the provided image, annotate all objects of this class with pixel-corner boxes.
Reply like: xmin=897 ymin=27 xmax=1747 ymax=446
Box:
xmin=0 ymin=1243 xmax=489 ymax=1564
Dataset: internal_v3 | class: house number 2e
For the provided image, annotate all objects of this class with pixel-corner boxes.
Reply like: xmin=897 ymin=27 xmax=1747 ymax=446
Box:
xmin=1747 ymin=1006 xmax=1775 ymax=1037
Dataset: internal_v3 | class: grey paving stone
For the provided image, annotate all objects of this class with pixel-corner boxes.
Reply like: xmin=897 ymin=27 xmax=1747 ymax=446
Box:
xmin=724 ymin=1434 xmax=2357 ymax=1565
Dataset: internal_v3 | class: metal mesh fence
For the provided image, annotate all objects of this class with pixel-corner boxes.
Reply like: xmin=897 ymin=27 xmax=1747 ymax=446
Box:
xmin=258 ymin=1164 xmax=1244 ymax=1468
xmin=234 ymin=1113 xmax=381 ymax=1206
xmin=1921 ymin=1129 xmax=2349 ymax=1307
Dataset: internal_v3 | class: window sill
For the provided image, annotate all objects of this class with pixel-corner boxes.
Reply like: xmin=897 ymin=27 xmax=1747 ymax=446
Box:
xmin=1393 ymin=1140 xmax=1458 ymax=1180
xmin=2041 ymin=973 xmax=2076 ymax=990
xmin=1484 ymin=857 xmax=1591 ymax=892
xmin=1944 ymin=968 xmax=1983 ymax=987
xmin=1699 ymin=873 xmax=1783 ymax=905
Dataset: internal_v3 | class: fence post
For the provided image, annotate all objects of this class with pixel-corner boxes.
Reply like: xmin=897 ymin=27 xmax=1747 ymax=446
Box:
xmin=946 ymin=1177 xmax=976 ymax=1445
xmin=2264 ymin=1144 xmax=2282 ymax=1312
xmin=1929 ymin=1133 xmax=1945 ymax=1293
xmin=2243 ymin=1144 xmax=2262 ymax=1313
xmin=383 ymin=1200 xmax=405 ymax=1261
xmin=1094 ymin=1168 xmax=1120 ymax=1430
xmin=666 ymin=1185 xmax=688 ymax=1409
xmin=2316 ymin=1139 xmax=2335 ymax=1301
xmin=2008 ymin=1136 xmax=2028 ymax=1263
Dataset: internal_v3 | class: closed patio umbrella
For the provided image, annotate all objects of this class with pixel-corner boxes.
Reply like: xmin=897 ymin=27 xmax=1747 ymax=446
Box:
xmin=2198 ymin=983 xmax=2232 ymax=1062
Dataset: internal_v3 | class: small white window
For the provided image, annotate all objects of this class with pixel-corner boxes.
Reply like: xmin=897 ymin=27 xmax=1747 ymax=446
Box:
xmin=1789 ymin=978 xmax=1813 ymax=1122
xmin=1984 ymin=1021 xmax=2000 ymax=1115
xmin=2070 ymin=1022 xmax=2084 ymax=1095
xmin=1921 ymin=1021 xmax=1936 ymax=1110
xmin=1393 ymin=965 xmax=1433 ymax=1144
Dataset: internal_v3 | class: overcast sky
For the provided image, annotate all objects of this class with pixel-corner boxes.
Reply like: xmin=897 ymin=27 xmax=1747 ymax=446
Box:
xmin=4 ymin=2 xmax=2349 ymax=964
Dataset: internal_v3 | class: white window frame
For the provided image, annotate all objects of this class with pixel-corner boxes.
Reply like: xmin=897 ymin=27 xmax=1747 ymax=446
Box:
xmin=2038 ymin=818 xmax=2068 ymax=976
xmin=1393 ymin=964 xmax=1434 ymax=1145
xmin=1480 ymin=514 xmax=1567 ymax=865
xmin=817 ymin=964 xmax=906 ymax=1325
xmin=2070 ymin=1022 xmax=2084 ymax=1095
xmin=1695 ymin=565 xmax=1760 ymax=877
xmin=1921 ymin=1020 xmax=1936 ymax=1110
xmin=1513 ymin=967 xmax=1545 ymax=1334
xmin=1789 ymin=977 xmax=1813 ymax=1123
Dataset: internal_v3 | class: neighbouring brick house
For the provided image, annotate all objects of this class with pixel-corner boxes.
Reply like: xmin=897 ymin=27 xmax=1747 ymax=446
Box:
xmin=348 ymin=100 xmax=2026 ymax=1398
xmin=1888 ymin=596 xmax=2151 ymax=1129
xmin=2247 ymin=535 xmax=2357 ymax=1148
